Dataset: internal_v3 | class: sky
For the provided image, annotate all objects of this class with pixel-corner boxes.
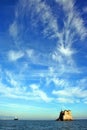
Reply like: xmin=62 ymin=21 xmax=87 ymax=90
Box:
xmin=0 ymin=0 xmax=87 ymax=120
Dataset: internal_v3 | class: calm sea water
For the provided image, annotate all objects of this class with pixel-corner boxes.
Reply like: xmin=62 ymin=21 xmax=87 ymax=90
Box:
xmin=0 ymin=120 xmax=87 ymax=130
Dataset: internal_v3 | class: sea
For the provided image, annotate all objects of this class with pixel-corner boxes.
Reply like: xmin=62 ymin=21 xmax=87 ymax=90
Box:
xmin=0 ymin=120 xmax=87 ymax=130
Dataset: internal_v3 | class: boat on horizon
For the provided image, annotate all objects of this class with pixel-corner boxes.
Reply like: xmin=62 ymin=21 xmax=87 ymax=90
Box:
xmin=14 ymin=116 xmax=18 ymax=120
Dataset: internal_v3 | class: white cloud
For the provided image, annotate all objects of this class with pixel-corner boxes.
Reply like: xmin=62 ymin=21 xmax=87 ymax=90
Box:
xmin=46 ymin=76 xmax=69 ymax=88
xmin=26 ymin=49 xmax=35 ymax=59
xmin=0 ymin=65 xmax=87 ymax=104
xmin=0 ymin=72 xmax=52 ymax=103
xmin=52 ymin=51 xmax=62 ymax=63
xmin=8 ymin=50 xmax=24 ymax=61
xmin=0 ymin=83 xmax=39 ymax=101
xmin=84 ymin=101 xmax=87 ymax=104
xmin=52 ymin=86 xmax=87 ymax=99
xmin=9 ymin=0 xmax=59 ymax=41
xmin=57 ymin=97 xmax=74 ymax=103
xmin=77 ymin=78 xmax=87 ymax=87
xmin=50 ymin=0 xmax=87 ymax=75
xmin=0 ymin=75 xmax=29 ymax=100
xmin=72 ymin=16 xmax=87 ymax=40
xmin=8 ymin=0 xmax=87 ymax=73
xmin=9 ymin=0 xmax=87 ymax=51
xmin=28 ymin=0 xmax=59 ymax=38
xmin=51 ymin=48 xmax=78 ymax=74
xmin=83 ymin=98 xmax=87 ymax=104
xmin=25 ymin=48 xmax=51 ymax=66
xmin=30 ymin=84 xmax=39 ymax=90
xmin=6 ymin=71 xmax=18 ymax=87
xmin=58 ymin=45 xmax=75 ymax=57
xmin=52 ymin=78 xmax=65 ymax=87
xmin=6 ymin=0 xmax=87 ymax=106
xmin=9 ymin=21 xmax=19 ymax=38
xmin=56 ymin=0 xmax=87 ymax=40
xmin=52 ymin=88 xmax=83 ymax=103
xmin=56 ymin=0 xmax=74 ymax=12
xmin=30 ymin=84 xmax=53 ymax=102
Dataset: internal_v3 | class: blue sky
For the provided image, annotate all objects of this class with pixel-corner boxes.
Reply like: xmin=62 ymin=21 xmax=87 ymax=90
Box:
xmin=0 ymin=0 xmax=87 ymax=120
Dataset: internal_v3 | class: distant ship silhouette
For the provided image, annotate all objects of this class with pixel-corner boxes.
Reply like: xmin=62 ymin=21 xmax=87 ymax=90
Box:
xmin=14 ymin=116 xmax=18 ymax=120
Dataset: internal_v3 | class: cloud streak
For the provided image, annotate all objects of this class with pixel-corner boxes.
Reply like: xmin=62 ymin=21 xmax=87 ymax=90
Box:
xmin=0 ymin=82 xmax=52 ymax=102
xmin=9 ymin=0 xmax=87 ymax=71
xmin=7 ymin=0 xmax=87 ymax=105
xmin=56 ymin=0 xmax=87 ymax=40
xmin=52 ymin=77 xmax=87 ymax=103
xmin=8 ymin=50 xmax=24 ymax=61
xmin=9 ymin=21 xmax=19 ymax=38
xmin=0 ymin=69 xmax=52 ymax=103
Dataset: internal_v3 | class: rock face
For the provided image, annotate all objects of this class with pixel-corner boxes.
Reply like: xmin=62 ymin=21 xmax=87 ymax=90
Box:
xmin=56 ymin=110 xmax=73 ymax=121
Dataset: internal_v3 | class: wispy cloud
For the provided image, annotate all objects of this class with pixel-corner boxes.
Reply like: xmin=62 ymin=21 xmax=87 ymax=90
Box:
xmin=0 ymin=70 xmax=52 ymax=103
xmin=9 ymin=0 xmax=59 ymax=40
xmin=52 ymin=77 xmax=87 ymax=103
xmin=0 ymin=65 xmax=87 ymax=104
xmin=6 ymin=71 xmax=18 ymax=87
xmin=8 ymin=50 xmax=24 ymax=61
xmin=56 ymin=97 xmax=74 ymax=103
xmin=50 ymin=0 xmax=87 ymax=74
xmin=83 ymin=98 xmax=87 ymax=104
xmin=9 ymin=21 xmax=19 ymax=38
xmin=30 ymin=84 xmax=53 ymax=102
xmin=7 ymin=0 xmax=87 ymax=106
xmin=46 ymin=76 xmax=69 ymax=88
xmin=0 ymin=82 xmax=51 ymax=102
xmin=27 ymin=0 xmax=59 ymax=38
xmin=8 ymin=0 xmax=87 ymax=70
xmin=56 ymin=0 xmax=87 ymax=40
xmin=52 ymin=87 xmax=87 ymax=98
xmin=58 ymin=45 xmax=75 ymax=57
xmin=26 ymin=49 xmax=34 ymax=59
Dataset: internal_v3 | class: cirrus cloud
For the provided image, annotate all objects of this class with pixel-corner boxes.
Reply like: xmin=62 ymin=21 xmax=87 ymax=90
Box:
xmin=8 ymin=50 xmax=24 ymax=61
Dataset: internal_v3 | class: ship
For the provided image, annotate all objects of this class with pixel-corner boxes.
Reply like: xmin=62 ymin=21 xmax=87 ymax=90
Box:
xmin=14 ymin=116 xmax=18 ymax=120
